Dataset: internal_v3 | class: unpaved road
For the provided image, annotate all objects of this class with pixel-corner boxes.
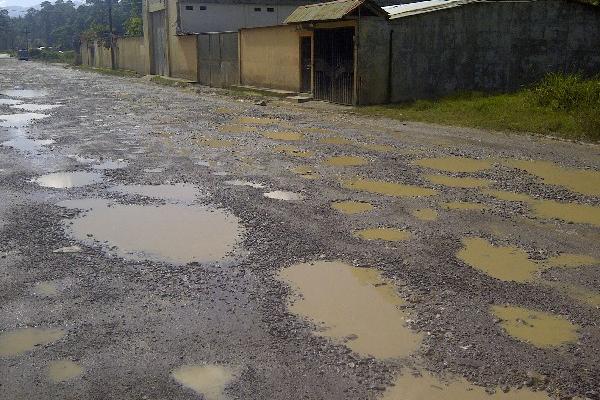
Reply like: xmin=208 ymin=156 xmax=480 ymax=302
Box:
xmin=0 ymin=59 xmax=599 ymax=400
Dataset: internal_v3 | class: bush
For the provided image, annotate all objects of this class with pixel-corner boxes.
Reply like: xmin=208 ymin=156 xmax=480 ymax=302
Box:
xmin=529 ymin=73 xmax=600 ymax=111
xmin=29 ymin=48 xmax=76 ymax=64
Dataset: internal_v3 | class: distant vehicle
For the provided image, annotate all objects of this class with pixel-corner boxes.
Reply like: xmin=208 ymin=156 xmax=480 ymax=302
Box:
xmin=17 ymin=49 xmax=29 ymax=61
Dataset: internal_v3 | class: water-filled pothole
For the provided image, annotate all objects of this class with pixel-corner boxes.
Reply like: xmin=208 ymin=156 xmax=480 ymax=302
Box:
xmin=10 ymin=103 xmax=60 ymax=112
xmin=414 ymin=156 xmax=492 ymax=172
xmin=426 ymin=174 xmax=492 ymax=188
xmin=172 ymin=364 xmax=234 ymax=400
xmin=2 ymin=137 xmax=54 ymax=152
xmin=32 ymin=171 xmax=104 ymax=188
xmin=1 ymin=89 xmax=47 ymax=98
xmin=343 ymin=178 xmax=437 ymax=197
xmin=0 ymin=327 xmax=65 ymax=357
xmin=323 ymin=156 xmax=367 ymax=167
xmin=491 ymin=305 xmax=578 ymax=348
xmin=0 ymin=112 xmax=48 ymax=128
xmin=279 ymin=261 xmax=421 ymax=359
xmin=59 ymin=199 xmax=242 ymax=265
xmin=47 ymin=360 xmax=83 ymax=383
xmin=108 ymin=183 xmax=201 ymax=203
xmin=224 ymin=180 xmax=265 ymax=189
xmin=383 ymin=371 xmax=550 ymax=400
xmin=263 ymin=191 xmax=304 ymax=201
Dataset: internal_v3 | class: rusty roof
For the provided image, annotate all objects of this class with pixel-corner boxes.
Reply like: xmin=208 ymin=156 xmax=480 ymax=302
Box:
xmin=284 ymin=0 xmax=387 ymax=23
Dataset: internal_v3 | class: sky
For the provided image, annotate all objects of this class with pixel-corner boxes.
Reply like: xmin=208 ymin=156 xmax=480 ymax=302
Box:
xmin=0 ymin=0 xmax=84 ymax=8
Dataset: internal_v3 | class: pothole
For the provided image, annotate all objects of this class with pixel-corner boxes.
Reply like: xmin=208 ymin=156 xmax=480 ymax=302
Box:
xmin=1 ymin=89 xmax=47 ymax=98
xmin=47 ymin=360 xmax=83 ymax=383
xmin=0 ymin=327 xmax=65 ymax=357
xmin=108 ymin=183 xmax=201 ymax=203
xmin=383 ymin=370 xmax=550 ymax=400
xmin=353 ymin=228 xmax=411 ymax=241
xmin=2 ymin=137 xmax=54 ymax=152
xmin=59 ymin=199 xmax=242 ymax=265
xmin=32 ymin=171 xmax=104 ymax=188
xmin=10 ymin=104 xmax=60 ymax=112
xmin=342 ymin=178 xmax=437 ymax=197
xmin=491 ymin=305 xmax=578 ymax=348
xmin=414 ymin=156 xmax=492 ymax=172
xmin=412 ymin=208 xmax=438 ymax=221
xmin=323 ymin=156 xmax=368 ymax=167
xmin=224 ymin=180 xmax=265 ymax=189
xmin=279 ymin=261 xmax=421 ymax=359
xmin=172 ymin=364 xmax=234 ymax=400
xmin=0 ymin=112 xmax=48 ymax=128
xmin=425 ymin=175 xmax=492 ymax=188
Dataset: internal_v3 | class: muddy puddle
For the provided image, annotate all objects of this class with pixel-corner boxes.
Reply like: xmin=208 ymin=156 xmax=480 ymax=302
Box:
xmin=262 ymin=131 xmax=303 ymax=141
xmin=108 ymin=183 xmax=201 ymax=203
xmin=172 ymin=364 xmax=234 ymax=400
xmin=2 ymin=136 xmax=54 ymax=152
xmin=331 ymin=200 xmax=374 ymax=214
xmin=457 ymin=237 xmax=539 ymax=282
xmin=59 ymin=199 xmax=241 ymax=265
xmin=319 ymin=136 xmax=353 ymax=145
xmin=10 ymin=103 xmax=60 ymax=112
xmin=482 ymin=189 xmax=600 ymax=226
xmin=323 ymin=155 xmax=367 ymax=167
xmin=32 ymin=281 xmax=59 ymax=297
xmin=342 ymin=178 xmax=437 ymax=197
xmin=426 ymin=174 xmax=492 ymax=188
xmin=0 ymin=112 xmax=48 ymax=128
xmin=263 ymin=190 xmax=304 ymax=201
xmin=491 ymin=305 xmax=578 ymax=348
xmin=354 ymin=228 xmax=411 ymax=241
xmin=414 ymin=156 xmax=492 ymax=172
xmin=273 ymin=145 xmax=313 ymax=158
xmin=0 ymin=327 xmax=65 ymax=357
xmin=443 ymin=201 xmax=488 ymax=211
xmin=279 ymin=261 xmax=421 ymax=359
xmin=47 ymin=360 xmax=83 ymax=383
xmin=383 ymin=371 xmax=549 ymax=400
xmin=544 ymin=253 xmax=598 ymax=268
xmin=290 ymin=165 xmax=319 ymax=179
xmin=32 ymin=171 xmax=103 ymax=189
xmin=1 ymin=89 xmax=47 ymax=98
xmin=224 ymin=180 xmax=265 ymax=189
xmin=412 ymin=208 xmax=438 ymax=221
xmin=506 ymin=159 xmax=600 ymax=196
xmin=530 ymin=200 xmax=600 ymax=227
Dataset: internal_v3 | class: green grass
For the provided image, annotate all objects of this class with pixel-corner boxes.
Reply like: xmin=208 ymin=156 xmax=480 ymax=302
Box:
xmin=359 ymin=74 xmax=600 ymax=142
xmin=149 ymin=75 xmax=191 ymax=88
xmin=29 ymin=49 xmax=76 ymax=64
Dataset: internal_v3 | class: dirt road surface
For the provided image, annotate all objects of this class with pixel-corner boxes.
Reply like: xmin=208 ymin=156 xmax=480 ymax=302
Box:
xmin=1 ymin=59 xmax=599 ymax=400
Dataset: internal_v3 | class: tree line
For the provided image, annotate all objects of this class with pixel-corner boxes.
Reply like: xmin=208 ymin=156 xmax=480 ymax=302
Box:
xmin=0 ymin=0 xmax=143 ymax=51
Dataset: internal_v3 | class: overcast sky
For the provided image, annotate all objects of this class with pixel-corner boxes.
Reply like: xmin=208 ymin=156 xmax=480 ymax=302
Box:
xmin=0 ymin=0 xmax=42 ymax=7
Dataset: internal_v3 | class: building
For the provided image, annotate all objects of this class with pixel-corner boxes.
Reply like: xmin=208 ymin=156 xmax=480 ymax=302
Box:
xmin=142 ymin=0 xmax=323 ymax=81
xmin=239 ymin=0 xmax=600 ymax=105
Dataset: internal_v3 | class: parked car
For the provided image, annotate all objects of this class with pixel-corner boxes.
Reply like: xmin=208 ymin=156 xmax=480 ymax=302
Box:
xmin=17 ymin=49 xmax=29 ymax=61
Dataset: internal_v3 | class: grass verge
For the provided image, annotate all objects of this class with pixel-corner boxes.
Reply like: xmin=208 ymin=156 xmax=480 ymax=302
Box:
xmin=359 ymin=74 xmax=600 ymax=142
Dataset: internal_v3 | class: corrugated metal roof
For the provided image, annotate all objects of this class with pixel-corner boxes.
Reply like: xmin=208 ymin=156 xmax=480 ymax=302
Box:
xmin=285 ymin=0 xmax=377 ymax=23
xmin=384 ymin=0 xmax=479 ymax=19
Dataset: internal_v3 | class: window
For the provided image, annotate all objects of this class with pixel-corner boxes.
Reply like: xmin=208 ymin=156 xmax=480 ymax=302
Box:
xmin=199 ymin=5 xmax=207 ymax=10
xmin=254 ymin=7 xmax=261 ymax=11
xmin=267 ymin=7 xmax=274 ymax=12
xmin=185 ymin=5 xmax=193 ymax=10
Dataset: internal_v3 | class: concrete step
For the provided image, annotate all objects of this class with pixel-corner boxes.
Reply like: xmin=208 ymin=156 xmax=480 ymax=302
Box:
xmin=231 ymin=85 xmax=297 ymax=98
xmin=286 ymin=94 xmax=313 ymax=103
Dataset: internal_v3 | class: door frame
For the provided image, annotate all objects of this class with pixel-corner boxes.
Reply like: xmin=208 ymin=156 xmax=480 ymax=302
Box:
xmin=298 ymin=33 xmax=313 ymax=94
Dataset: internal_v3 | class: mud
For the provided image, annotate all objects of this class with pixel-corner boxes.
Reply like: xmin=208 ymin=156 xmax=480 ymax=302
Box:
xmin=353 ymin=228 xmax=411 ymax=241
xmin=47 ymin=360 xmax=83 ymax=383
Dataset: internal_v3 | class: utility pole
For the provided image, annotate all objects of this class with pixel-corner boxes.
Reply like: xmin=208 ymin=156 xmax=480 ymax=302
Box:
xmin=108 ymin=0 xmax=116 ymax=69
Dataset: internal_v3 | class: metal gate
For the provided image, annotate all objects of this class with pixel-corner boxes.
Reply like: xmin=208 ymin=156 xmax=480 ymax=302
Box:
xmin=150 ymin=10 xmax=168 ymax=76
xmin=314 ymin=28 xmax=354 ymax=105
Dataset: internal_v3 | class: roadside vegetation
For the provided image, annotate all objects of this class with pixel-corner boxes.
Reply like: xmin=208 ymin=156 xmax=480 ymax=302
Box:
xmin=360 ymin=74 xmax=600 ymax=142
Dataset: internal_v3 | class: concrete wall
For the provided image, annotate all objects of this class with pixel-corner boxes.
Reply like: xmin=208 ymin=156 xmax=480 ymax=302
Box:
xmin=168 ymin=0 xmax=199 ymax=80
xmin=388 ymin=0 xmax=600 ymax=102
xmin=80 ymin=41 xmax=113 ymax=69
xmin=239 ymin=25 xmax=301 ymax=91
xmin=179 ymin=2 xmax=297 ymax=32
xmin=115 ymin=37 xmax=148 ymax=74
xmin=198 ymin=32 xmax=239 ymax=87
xmin=357 ymin=17 xmax=390 ymax=105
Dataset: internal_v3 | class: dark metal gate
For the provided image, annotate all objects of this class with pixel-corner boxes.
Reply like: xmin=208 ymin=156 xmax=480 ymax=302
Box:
xmin=150 ymin=10 xmax=168 ymax=76
xmin=314 ymin=28 xmax=354 ymax=105
xmin=300 ymin=36 xmax=312 ymax=93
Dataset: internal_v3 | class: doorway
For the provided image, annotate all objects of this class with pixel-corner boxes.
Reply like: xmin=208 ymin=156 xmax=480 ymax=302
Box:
xmin=313 ymin=27 xmax=354 ymax=105
xmin=150 ymin=10 xmax=168 ymax=76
